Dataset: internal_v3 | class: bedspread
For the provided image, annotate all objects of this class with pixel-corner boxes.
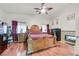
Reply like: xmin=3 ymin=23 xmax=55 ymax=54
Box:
xmin=30 ymin=33 xmax=53 ymax=39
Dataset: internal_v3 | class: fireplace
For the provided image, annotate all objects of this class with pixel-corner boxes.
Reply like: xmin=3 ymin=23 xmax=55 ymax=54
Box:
xmin=65 ymin=35 xmax=76 ymax=46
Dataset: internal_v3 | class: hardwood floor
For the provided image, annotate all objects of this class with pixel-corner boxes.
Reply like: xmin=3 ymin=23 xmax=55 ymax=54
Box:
xmin=0 ymin=42 xmax=75 ymax=56
xmin=1 ymin=42 xmax=27 ymax=56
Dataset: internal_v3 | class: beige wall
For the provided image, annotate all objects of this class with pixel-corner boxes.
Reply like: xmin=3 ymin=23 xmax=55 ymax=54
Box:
xmin=52 ymin=5 xmax=76 ymax=31
xmin=0 ymin=5 xmax=77 ymax=31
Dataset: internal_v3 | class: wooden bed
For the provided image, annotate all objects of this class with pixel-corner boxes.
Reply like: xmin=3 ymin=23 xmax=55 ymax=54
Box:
xmin=27 ymin=25 xmax=55 ymax=54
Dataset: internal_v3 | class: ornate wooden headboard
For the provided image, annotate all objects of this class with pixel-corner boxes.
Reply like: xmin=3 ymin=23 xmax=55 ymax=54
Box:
xmin=30 ymin=25 xmax=40 ymax=33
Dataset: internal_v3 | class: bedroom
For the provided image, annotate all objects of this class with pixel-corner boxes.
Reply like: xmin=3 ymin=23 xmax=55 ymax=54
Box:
xmin=0 ymin=3 xmax=78 ymax=56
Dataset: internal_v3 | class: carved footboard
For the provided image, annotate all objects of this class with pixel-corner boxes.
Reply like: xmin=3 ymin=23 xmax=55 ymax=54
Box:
xmin=27 ymin=34 xmax=55 ymax=54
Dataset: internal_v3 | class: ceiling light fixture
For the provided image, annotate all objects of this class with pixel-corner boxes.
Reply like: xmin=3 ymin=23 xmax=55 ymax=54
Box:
xmin=34 ymin=3 xmax=53 ymax=14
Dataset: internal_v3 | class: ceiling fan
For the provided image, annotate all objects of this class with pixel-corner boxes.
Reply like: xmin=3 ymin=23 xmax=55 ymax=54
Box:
xmin=34 ymin=3 xmax=53 ymax=14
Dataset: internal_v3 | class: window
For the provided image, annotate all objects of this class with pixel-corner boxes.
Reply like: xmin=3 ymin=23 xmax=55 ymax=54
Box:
xmin=17 ymin=22 xmax=27 ymax=33
xmin=42 ymin=25 xmax=47 ymax=32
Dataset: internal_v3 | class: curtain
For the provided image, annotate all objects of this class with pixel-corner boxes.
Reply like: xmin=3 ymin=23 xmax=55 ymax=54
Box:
xmin=12 ymin=21 xmax=18 ymax=42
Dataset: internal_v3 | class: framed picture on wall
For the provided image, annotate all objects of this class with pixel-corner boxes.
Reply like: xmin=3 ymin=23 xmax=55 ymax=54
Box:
xmin=67 ymin=13 xmax=75 ymax=20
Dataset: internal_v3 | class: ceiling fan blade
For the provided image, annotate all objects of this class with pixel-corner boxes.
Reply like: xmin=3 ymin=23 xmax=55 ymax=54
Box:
xmin=41 ymin=3 xmax=45 ymax=7
xmin=34 ymin=8 xmax=40 ymax=12
xmin=47 ymin=8 xmax=53 ymax=11
xmin=41 ymin=3 xmax=45 ymax=9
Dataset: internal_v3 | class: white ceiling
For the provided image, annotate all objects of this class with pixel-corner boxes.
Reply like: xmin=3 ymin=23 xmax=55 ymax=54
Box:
xmin=0 ymin=3 xmax=78 ymax=15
